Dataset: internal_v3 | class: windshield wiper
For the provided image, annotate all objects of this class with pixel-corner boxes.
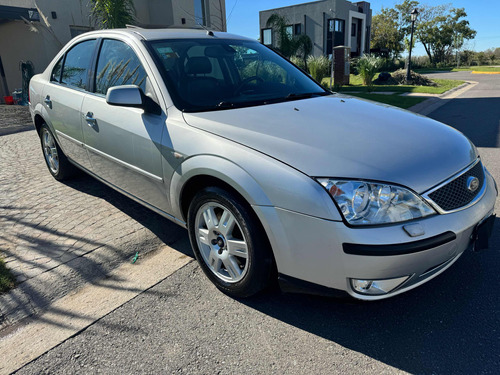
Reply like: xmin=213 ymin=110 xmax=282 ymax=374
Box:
xmin=216 ymin=100 xmax=266 ymax=109
xmin=217 ymin=101 xmax=236 ymax=108
xmin=284 ymin=92 xmax=329 ymax=101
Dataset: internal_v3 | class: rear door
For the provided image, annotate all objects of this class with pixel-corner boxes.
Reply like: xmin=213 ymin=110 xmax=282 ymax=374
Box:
xmin=42 ymin=39 xmax=97 ymax=170
xmin=80 ymin=38 xmax=168 ymax=211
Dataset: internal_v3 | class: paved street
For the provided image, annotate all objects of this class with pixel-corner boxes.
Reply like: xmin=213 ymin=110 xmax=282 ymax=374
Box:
xmin=1 ymin=70 xmax=499 ymax=374
xmin=425 ymin=71 xmax=500 ymax=148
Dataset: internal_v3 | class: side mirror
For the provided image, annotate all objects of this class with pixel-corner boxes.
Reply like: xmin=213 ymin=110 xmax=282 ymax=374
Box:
xmin=106 ymin=85 xmax=161 ymax=115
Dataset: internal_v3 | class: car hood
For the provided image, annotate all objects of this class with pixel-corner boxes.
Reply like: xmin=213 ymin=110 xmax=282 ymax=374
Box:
xmin=183 ymin=94 xmax=477 ymax=193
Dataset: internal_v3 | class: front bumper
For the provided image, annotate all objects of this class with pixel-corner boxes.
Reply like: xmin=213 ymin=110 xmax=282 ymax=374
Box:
xmin=253 ymin=171 xmax=497 ymax=300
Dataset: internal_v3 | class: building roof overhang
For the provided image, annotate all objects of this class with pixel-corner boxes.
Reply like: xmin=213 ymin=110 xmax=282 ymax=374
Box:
xmin=0 ymin=5 xmax=40 ymax=24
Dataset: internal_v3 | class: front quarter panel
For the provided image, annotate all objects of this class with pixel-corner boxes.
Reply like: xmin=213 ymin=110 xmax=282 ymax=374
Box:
xmin=166 ymin=116 xmax=342 ymax=222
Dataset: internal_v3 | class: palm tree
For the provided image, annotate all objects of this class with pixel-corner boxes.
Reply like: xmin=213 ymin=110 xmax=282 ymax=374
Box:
xmin=91 ymin=0 xmax=135 ymax=29
xmin=266 ymin=13 xmax=312 ymax=66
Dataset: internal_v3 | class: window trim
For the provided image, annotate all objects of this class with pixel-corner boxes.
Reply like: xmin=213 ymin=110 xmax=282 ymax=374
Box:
xmin=88 ymin=38 xmax=102 ymax=94
xmin=50 ymin=56 xmax=64 ymax=83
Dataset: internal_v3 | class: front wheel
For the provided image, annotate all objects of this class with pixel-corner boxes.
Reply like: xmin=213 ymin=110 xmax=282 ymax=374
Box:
xmin=187 ymin=187 xmax=274 ymax=298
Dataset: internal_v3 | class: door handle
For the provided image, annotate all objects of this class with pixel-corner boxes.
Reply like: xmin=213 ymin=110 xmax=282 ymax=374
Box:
xmin=85 ymin=112 xmax=97 ymax=127
xmin=44 ymin=95 xmax=52 ymax=108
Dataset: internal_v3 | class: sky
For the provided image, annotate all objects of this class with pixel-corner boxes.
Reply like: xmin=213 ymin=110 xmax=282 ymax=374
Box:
xmin=224 ymin=0 xmax=500 ymax=56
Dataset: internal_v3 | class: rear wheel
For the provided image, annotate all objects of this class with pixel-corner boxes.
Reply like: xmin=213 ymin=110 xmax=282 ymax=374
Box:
xmin=40 ymin=123 xmax=77 ymax=180
xmin=187 ymin=187 xmax=274 ymax=298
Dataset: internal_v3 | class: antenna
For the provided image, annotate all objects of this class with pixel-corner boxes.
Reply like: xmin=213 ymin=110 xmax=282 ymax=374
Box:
xmin=177 ymin=4 xmax=212 ymax=32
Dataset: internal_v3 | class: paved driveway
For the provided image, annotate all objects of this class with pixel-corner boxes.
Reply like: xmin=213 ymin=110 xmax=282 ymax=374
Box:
xmin=0 ymin=122 xmax=187 ymax=329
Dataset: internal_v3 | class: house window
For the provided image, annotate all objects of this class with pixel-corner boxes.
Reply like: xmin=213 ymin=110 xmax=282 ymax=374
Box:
xmin=351 ymin=23 xmax=356 ymax=37
xmin=327 ymin=19 xmax=345 ymax=54
xmin=294 ymin=23 xmax=301 ymax=35
xmin=285 ymin=25 xmax=293 ymax=37
xmin=194 ymin=0 xmax=206 ymax=26
xmin=329 ymin=19 xmax=344 ymax=33
xmin=69 ymin=25 xmax=93 ymax=38
xmin=262 ymin=28 xmax=272 ymax=45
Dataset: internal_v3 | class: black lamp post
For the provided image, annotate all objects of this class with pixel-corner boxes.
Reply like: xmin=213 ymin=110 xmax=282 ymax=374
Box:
xmin=406 ymin=8 xmax=419 ymax=84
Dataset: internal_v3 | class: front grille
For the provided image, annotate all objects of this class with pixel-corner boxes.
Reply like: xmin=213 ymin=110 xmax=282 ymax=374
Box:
xmin=428 ymin=161 xmax=484 ymax=212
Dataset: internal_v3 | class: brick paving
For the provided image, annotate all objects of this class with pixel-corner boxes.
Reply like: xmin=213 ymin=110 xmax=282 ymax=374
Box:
xmin=0 ymin=107 xmax=188 ymax=330
xmin=0 ymin=105 xmax=33 ymax=136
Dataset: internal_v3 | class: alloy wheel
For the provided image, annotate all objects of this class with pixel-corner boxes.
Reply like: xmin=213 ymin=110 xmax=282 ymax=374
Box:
xmin=42 ymin=128 xmax=59 ymax=174
xmin=194 ymin=202 xmax=249 ymax=283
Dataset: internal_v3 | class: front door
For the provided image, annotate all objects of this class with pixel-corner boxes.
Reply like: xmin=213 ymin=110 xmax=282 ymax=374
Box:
xmin=81 ymin=38 xmax=168 ymax=212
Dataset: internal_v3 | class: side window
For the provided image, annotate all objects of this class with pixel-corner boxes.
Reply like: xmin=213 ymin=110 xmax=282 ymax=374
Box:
xmin=61 ymin=39 xmax=96 ymax=90
xmin=95 ymin=39 xmax=147 ymax=95
xmin=51 ymin=57 xmax=63 ymax=83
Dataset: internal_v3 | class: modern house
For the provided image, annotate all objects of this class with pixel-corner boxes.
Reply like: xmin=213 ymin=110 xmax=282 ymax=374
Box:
xmin=259 ymin=0 xmax=371 ymax=58
xmin=0 ymin=0 xmax=226 ymax=100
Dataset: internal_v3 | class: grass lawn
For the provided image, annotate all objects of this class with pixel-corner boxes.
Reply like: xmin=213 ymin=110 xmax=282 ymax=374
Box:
xmin=346 ymin=93 xmax=428 ymax=109
xmin=0 ymin=256 xmax=15 ymax=294
xmin=322 ymin=75 xmax=464 ymax=94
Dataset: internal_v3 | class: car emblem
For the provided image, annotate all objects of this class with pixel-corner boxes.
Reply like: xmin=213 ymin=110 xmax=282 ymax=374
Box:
xmin=467 ymin=176 xmax=479 ymax=192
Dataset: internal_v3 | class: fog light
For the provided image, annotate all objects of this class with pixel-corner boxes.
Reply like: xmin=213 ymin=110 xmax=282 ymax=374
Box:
xmin=351 ymin=276 xmax=410 ymax=295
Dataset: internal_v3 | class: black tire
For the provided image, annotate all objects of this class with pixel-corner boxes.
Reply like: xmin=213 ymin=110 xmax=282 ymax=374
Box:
xmin=39 ymin=123 xmax=77 ymax=181
xmin=187 ymin=186 xmax=275 ymax=298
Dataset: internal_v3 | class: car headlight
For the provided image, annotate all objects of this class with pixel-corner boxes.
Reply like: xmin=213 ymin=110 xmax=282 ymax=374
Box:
xmin=317 ymin=179 xmax=436 ymax=225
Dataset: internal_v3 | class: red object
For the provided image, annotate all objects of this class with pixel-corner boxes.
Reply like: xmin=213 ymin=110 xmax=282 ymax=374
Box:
xmin=3 ymin=96 xmax=14 ymax=105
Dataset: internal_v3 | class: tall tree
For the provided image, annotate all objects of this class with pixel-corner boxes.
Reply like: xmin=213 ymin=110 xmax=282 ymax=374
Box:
xmin=370 ymin=7 xmax=405 ymax=58
xmin=266 ymin=13 xmax=312 ymax=64
xmin=394 ymin=0 xmax=419 ymax=36
xmin=416 ymin=5 xmax=476 ymax=64
xmin=91 ymin=0 xmax=135 ymax=29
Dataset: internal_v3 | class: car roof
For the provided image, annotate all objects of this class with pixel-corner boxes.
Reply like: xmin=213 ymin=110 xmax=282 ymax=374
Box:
xmin=81 ymin=27 xmax=254 ymax=42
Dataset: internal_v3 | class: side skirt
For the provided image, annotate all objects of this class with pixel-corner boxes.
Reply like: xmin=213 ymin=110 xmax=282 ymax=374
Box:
xmin=67 ymin=157 xmax=187 ymax=229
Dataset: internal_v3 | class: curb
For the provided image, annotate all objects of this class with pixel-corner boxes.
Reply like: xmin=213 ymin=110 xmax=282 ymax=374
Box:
xmin=0 ymin=231 xmax=170 ymax=332
xmin=0 ymin=245 xmax=193 ymax=374
xmin=408 ymin=81 xmax=478 ymax=115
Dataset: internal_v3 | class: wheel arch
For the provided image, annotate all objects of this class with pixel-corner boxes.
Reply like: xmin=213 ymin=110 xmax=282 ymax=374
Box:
xmin=32 ymin=101 xmax=53 ymax=136
xmin=34 ymin=113 xmax=45 ymax=135
xmin=171 ymin=155 xmax=273 ymax=223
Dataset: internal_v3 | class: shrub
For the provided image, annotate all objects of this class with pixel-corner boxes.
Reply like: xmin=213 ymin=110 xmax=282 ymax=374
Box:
xmin=307 ymin=55 xmax=330 ymax=83
xmin=380 ymin=58 xmax=404 ymax=72
xmin=411 ymin=55 xmax=431 ymax=69
xmin=358 ymin=55 xmax=383 ymax=86
xmin=290 ymin=55 xmax=306 ymax=71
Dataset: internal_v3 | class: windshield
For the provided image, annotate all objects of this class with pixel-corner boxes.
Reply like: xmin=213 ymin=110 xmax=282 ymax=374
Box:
xmin=148 ymin=38 xmax=328 ymax=112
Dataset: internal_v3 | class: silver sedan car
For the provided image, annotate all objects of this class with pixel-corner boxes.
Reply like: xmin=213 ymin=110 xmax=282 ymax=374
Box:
xmin=29 ymin=28 xmax=497 ymax=300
